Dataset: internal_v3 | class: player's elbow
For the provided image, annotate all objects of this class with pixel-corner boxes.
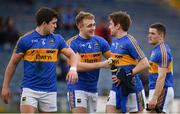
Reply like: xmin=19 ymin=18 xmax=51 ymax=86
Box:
xmin=145 ymin=58 xmax=150 ymax=68
xmin=142 ymin=57 xmax=149 ymax=69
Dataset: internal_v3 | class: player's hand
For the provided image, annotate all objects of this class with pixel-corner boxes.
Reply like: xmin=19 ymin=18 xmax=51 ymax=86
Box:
xmin=1 ymin=86 xmax=11 ymax=104
xmin=99 ymin=58 xmax=115 ymax=68
xmin=112 ymin=75 xmax=121 ymax=86
xmin=107 ymin=57 xmax=114 ymax=65
xmin=66 ymin=70 xmax=78 ymax=84
xmin=147 ymin=97 xmax=158 ymax=110
xmin=99 ymin=60 xmax=111 ymax=68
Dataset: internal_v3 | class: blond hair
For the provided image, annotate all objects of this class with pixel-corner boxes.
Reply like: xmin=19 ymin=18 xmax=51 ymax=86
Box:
xmin=75 ymin=11 xmax=95 ymax=26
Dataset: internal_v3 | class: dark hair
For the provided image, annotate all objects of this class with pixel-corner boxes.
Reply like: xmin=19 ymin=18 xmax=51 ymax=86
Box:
xmin=150 ymin=23 xmax=166 ymax=36
xmin=35 ymin=7 xmax=58 ymax=26
xmin=75 ymin=11 xmax=95 ymax=26
xmin=109 ymin=11 xmax=131 ymax=31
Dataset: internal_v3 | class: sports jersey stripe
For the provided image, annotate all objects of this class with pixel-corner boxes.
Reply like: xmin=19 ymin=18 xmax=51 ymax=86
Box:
xmin=111 ymin=53 xmax=138 ymax=66
xmin=103 ymin=50 xmax=111 ymax=57
xmin=160 ymin=44 xmax=165 ymax=67
xmin=67 ymin=35 xmax=78 ymax=46
xmin=149 ymin=61 xmax=172 ymax=73
xmin=24 ymin=48 xmax=58 ymax=62
xmin=163 ymin=44 xmax=167 ymax=67
xmin=15 ymin=30 xmax=34 ymax=52
xmin=68 ymin=91 xmax=75 ymax=111
xmin=128 ymin=36 xmax=144 ymax=58
xmin=128 ymin=35 xmax=145 ymax=59
xmin=79 ymin=52 xmax=102 ymax=57
xmin=79 ymin=52 xmax=102 ymax=63
xmin=160 ymin=44 xmax=167 ymax=68
xmin=18 ymin=53 xmax=24 ymax=55
xmin=60 ymin=47 xmax=69 ymax=53
xmin=137 ymin=91 xmax=144 ymax=111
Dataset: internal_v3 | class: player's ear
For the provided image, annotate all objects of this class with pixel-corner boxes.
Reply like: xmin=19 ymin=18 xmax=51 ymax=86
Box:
xmin=116 ymin=23 xmax=121 ymax=30
xmin=160 ymin=32 xmax=164 ymax=38
xmin=42 ymin=21 xmax=47 ymax=26
xmin=77 ymin=22 xmax=83 ymax=29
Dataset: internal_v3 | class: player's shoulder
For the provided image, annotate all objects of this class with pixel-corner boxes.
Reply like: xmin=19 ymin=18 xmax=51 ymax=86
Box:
xmin=66 ymin=35 xmax=78 ymax=46
xmin=20 ymin=30 xmax=34 ymax=39
xmin=158 ymin=42 xmax=170 ymax=53
xmin=17 ymin=30 xmax=36 ymax=43
xmin=92 ymin=35 xmax=108 ymax=43
xmin=152 ymin=44 xmax=164 ymax=57
xmin=51 ymin=34 xmax=67 ymax=45
xmin=126 ymin=34 xmax=136 ymax=41
xmin=93 ymin=35 xmax=105 ymax=40
xmin=126 ymin=34 xmax=141 ymax=45
xmin=52 ymin=33 xmax=64 ymax=39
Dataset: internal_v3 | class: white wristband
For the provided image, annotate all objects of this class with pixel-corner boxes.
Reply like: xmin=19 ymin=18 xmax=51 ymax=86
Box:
xmin=70 ymin=67 xmax=77 ymax=72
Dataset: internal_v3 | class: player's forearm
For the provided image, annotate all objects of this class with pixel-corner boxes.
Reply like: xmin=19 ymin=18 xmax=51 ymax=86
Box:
xmin=68 ymin=52 xmax=78 ymax=69
xmin=3 ymin=62 xmax=17 ymax=88
xmin=77 ymin=62 xmax=102 ymax=72
xmin=3 ymin=52 xmax=22 ymax=88
xmin=132 ymin=57 xmax=149 ymax=75
xmin=153 ymin=73 xmax=166 ymax=99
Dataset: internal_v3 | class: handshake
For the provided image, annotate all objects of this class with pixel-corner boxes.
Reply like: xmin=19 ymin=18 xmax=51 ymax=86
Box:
xmin=108 ymin=57 xmax=133 ymax=79
xmin=111 ymin=65 xmax=136 ymax=96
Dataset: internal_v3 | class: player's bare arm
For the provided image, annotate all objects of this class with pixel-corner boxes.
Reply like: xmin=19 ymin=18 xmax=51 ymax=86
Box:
xmin=148 ymin=67 xmax=167 ymax=109
xmin=61 ymin=48 xmax=78 ymax=84
xmin=76 ymin=51 xmax=111 ymax=72
xmin=132 ymin=57 xmax=149 ymax=75
xmin=1 ymin=51 xmax=23 ymax=104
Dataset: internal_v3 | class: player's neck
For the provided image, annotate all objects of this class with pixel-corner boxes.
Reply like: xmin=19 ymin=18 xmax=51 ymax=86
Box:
xmin=79 ymin=33 xmax=91 ymax=39
xmin=153 ymin=39 xmax=165 ymax=47
xmin=35 ymin=27 xmax=47 ymax=36
xmin=116 ymin=31 xmax=127 ymax=38
xmin=158 ymin=38 xmax=165 ymax=44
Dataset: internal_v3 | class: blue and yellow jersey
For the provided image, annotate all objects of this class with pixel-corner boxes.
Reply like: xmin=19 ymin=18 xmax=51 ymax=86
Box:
xmin=15 ymin=30 xmax=68 ymax=92
xmin=148 ymin=43 xmax=173 ymax=89
xmin=111 ymin=34 xmax=145 ymax=91
xmin=68 ymin=35 xmax=110 ymax=92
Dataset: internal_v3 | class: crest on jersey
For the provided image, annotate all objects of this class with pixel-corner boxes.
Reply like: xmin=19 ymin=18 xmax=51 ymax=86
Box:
xmin=119 ymin=45 xmax=124 ymax=49
xmin=94 ymin=42 xmax=99 ymax=48
xmin=50 ymin=39 xmax=55 ymax=45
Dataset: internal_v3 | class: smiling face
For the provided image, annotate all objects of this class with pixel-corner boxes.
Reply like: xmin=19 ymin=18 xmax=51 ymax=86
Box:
xmin=148 ymin=28 xmax=161 ymax=45
xmin=79 ymin=18 xmax=96 ymax=38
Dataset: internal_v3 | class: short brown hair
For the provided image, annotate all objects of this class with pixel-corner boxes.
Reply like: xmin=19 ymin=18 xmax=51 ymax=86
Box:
xmin=75 ymin=11 xmax=95 ymax=26
xmin=150 ymin=23 xmax=166 ymax=37
xmin=35 ymin=7 xmax=58 ymax=26
xmin=109 ymin=11 xmax=131 ymax=31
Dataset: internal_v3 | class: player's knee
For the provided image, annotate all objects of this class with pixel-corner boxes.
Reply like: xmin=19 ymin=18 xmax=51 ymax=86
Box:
xmin=106 ymin=105 xmax=120 ymax=113
xmin=72 ymin=107 xmax=87 ymax=113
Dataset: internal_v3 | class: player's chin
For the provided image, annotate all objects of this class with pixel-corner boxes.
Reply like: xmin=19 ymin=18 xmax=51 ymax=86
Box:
xmin=89 ymin=33 xmax=94 ymax=37
xmin=51 ymin=29 xmax=55 ymax=33
xmin=148 ymin=40 xmax=153 ymax=44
